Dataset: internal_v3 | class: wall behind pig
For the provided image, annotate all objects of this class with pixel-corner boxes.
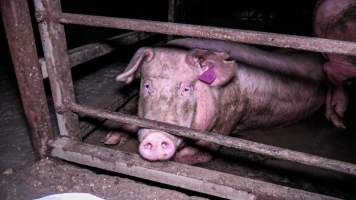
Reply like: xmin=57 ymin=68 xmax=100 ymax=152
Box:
xmin=181 ymin=0 xmax=318 ymax=35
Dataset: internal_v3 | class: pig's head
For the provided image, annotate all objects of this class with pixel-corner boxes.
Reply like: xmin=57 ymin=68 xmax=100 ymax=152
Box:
xmin=116 ymin=47 xmax=236 ymax=161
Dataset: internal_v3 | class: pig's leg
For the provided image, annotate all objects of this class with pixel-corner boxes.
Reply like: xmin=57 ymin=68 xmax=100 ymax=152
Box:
xmin=323 ymin=60 xmax=354 ymax=128
xmin=104 ymin=131 xmax=128 ymax=145
xmin=103 ymin=124 xmax=138 ymax=145
xmin=174 ymin=147 xmax=213 ymax=164
xmin=314 ymin=0 xmax=356 ymax=128
xmin=322 ymin=59 xmax=356 ymax=128
xmin=325 ymin=85 xmax=348 ymax=129
xmin=174 ymin=141 xmax=219 ymax=165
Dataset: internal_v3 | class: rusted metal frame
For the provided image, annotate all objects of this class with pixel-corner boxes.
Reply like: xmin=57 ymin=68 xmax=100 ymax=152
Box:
xmin=34 ymin=0 xmax=80 ymax=138
xmin=68 ymin=103 xmax=356 ymax=176
xmin=39 ymin=31 xmax=154 ymax=79
xmin=57 ymin=13 xmax=356 ymax=56
xmin=51 ymin=137 xmax=341 ymax=200
xmin=0 ymin=0 xmax=55 ymax=158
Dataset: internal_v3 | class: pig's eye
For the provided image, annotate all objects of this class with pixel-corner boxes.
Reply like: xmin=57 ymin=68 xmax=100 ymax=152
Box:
xmin=179 ymin=84 xmax=193 ymax=96
xmin=143 ymin=81 xmax=152 ymax=94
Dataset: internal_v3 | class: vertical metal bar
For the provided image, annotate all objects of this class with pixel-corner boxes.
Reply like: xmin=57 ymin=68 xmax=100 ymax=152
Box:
xmin=168 ymin=0 xmax=180 ymax=22
xmin=0 ymin=0 xmax=54 ymax=157
xmin=167 ymin=0 xmax=181 ymax=41
xmin=34 ymin=0 xmax=80 ymax=138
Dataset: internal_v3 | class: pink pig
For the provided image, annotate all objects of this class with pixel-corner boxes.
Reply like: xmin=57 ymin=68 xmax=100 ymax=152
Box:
xmin=114 ymin=39 xmax=326 ymax=165
xmin=314 ymin=0 xmax=356 ymax=128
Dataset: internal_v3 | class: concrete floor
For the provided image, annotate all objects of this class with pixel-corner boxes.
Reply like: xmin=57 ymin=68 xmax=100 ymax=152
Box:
xmin=0 ymin=65 xmax=36 ymax=171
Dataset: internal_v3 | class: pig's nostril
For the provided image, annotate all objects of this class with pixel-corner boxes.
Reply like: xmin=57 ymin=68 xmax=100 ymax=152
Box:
xmin=143 ymin=142 xmax=153 ymax=150
xmin=139 ymin=132 xmax=177 ymax=161
xmin=161 ymin=141 xmax=169 ymax=149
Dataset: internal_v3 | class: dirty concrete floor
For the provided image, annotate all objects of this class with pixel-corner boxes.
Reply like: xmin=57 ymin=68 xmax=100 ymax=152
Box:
xmin=0 ymin=66 xmax=36 ymax=171
xmin=0 ymin=159 xmax=207 ymax=200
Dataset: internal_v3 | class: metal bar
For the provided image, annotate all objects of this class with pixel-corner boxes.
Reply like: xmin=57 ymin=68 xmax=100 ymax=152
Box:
xmin=168 ymin=0 xmax=179 ymax=23
xmin=39 ymin=31 xmax=154 ymax=79
xmin=51 ymin=137 xmax=340 ymax=200
xmin=68 ymin=103 xmax=356 ymax=176
xmin=58 ymin=13 xmax=356 ymax=56
xmin=34 ymin=0 xmax=80 ymax=138
xmin=0 ymin=0 xmax=54 ymax=158
xmin=167 ymin=0 xmax=181 ymax=41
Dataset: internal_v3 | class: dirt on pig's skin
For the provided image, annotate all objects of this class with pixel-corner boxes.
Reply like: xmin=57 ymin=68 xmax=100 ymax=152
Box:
xmin=0 ymin=158 xmax=207 ymax=200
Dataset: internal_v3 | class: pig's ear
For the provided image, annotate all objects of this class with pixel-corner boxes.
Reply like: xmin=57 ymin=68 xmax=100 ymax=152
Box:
xmin=116 ymin=47 xmax=154 ymax=84
xmin=185 ymin=49 xmax=210 ymax=67
xmin=186 ymin=49 xmax=236 ymax=87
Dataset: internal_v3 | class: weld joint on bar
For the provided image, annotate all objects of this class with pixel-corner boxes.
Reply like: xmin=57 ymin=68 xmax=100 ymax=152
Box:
xmin=34 ymin=10 xmax=60 ymax=23
xmin=33 ymin=0 xmax=61 ymax=23
xmin=60 ymin=100 xmax=78 ymax=114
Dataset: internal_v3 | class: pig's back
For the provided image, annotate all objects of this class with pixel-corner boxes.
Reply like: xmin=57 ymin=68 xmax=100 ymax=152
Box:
xmin=236 ymin=62 xmax=326 ymax=130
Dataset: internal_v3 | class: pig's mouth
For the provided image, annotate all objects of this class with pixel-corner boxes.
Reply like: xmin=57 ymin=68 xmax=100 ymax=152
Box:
xmin=138 ymin=129 xmax=183 ymax=161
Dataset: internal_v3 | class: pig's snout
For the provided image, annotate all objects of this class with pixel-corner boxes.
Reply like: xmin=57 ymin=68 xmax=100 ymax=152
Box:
xmin=139 ymin=131 xmax=176 ymax=161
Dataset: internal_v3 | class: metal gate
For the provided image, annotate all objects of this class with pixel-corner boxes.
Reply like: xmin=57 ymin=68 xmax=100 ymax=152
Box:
xmin=1 ymin=0 xmax=356 ymax=199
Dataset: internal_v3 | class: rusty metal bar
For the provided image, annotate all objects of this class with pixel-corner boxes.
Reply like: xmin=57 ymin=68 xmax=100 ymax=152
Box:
xmin=51 ymin=137 xmax=341 ymax=200
xmin=168 ymin=0 xmax=180 ymax=23
xmin=34 ymin=0 xmax=80 ymax=138
xmin=58 ymin=13 xmax=356 ymax=56
xmin=0 ymin=0 xmax=54 ymax=158
xmin=68 ymin=103 xmax=356 ymax=176
xmin=39 ymin=31 xmax=154 ymax=79
xmin=167 ymin=0 xmax=181 ymax=41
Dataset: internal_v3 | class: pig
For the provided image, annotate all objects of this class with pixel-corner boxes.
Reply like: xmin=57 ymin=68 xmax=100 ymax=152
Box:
xmin=114 ymin=38 xmax=326 ymax=165
xmin=314 ymin=0 xmax=356 ymax=128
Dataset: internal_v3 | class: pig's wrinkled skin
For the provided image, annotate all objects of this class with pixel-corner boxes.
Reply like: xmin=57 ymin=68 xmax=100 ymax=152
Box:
xmin=314 ymin=0 xmax=356 ymax=128
xmin=114 ymin=38 xmax=326 ymax=165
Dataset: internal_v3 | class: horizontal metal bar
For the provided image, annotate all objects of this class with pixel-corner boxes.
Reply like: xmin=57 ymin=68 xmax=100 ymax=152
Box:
xmin=68 ymin=103 xmax=356 ymax=176
xmin=51 ymin=137 xmax=340 ymax=200
xmin=59 ymin=13 xmax=356 ymax=56
xmin=40 ymin=31 xmax=154 ymax=78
